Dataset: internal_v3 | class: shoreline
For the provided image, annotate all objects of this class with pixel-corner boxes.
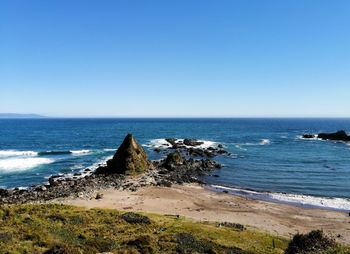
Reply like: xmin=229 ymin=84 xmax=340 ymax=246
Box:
xmin=206 ymin=184 xmax=350 ymax=212
xmin=60 ymin=182 xmax=350 ymax=245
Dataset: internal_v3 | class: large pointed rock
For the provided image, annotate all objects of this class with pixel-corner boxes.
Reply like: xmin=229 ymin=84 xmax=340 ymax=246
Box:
xmin=97 ymin=134 xmax=150 ymax=175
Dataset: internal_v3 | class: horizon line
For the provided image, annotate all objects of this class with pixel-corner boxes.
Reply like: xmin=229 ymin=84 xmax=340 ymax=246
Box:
xmin=1 ymin=114 xmax=350 ymax=119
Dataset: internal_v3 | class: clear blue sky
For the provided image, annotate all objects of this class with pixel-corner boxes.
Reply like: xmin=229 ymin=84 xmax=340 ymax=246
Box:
xmin=0 ymin=0 xmax=349 ymax=117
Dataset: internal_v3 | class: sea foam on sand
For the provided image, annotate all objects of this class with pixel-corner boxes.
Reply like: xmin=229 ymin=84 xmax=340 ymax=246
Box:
xmin=210 ymin=185 xmax=350 ymax=211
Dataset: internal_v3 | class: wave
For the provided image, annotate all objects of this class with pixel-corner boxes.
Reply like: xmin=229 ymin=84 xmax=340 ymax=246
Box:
xmin=235 ymin=139 xmax=271 ymax=148
xmin=53 ymin=155 xmax=113 ymax=182
xmin=0 ymin=149 xmax=91 ymax=157
xmin=0 ymin=150 xmax=38 ymax=157
xmin=145 ymin=138 xmax=219 ymax=150
xmin=209 ymin=185 xmax=350 ymax=211
xmin=0 ymin=157 xmax=54 ymax=172
xmin=103 ymin=148 xmax=117 ymax=152
xmin=235 ymin=145 xmax=247 ymax=151
xmin=71 ymin=150 xmax=91 ymax=154
xmin=38 ymin=151 xmax=73 ymax=156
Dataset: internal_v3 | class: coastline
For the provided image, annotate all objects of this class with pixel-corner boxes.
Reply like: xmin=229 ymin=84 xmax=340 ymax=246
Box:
xmin=206 ymin=184 xmax=350 ymax=212
xmin=59 ymin=182 xmax=350 ymax=245
xmin=1 ymin=133 xmax=349 ymax=249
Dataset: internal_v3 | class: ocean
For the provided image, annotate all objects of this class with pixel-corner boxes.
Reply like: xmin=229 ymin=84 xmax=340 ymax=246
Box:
xmin=0 ymin=118 xmax=349 ymax=210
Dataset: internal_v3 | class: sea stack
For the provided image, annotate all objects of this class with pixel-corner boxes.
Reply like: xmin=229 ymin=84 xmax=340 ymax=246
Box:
xmin=97 ymin=134 xmax=150 ymax=175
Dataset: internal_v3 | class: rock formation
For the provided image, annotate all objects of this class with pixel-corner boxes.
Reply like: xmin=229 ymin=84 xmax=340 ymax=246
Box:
xmin=163 ymin=151 xmax=184 ymax=170
xmin=303 ymin=130 xmax=350 ymax=142
xmin=302 ymin=134 xmax=316 ymax=139
xmin=318 ymin=130 xmax=350 ymax=141
xmin=183 ymin=139 xmax=204 ymax=146
xmin=96 ymin=134 xmax=150 ymax=175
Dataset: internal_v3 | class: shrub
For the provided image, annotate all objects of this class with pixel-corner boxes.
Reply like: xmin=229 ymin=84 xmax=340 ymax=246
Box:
xmin=120 ymin=212 xmax=150 ymax=224
xmin=285 ymin=230 xmax=336 ymax=254
xmin=176 ymin=233 xmax=214 ymax=253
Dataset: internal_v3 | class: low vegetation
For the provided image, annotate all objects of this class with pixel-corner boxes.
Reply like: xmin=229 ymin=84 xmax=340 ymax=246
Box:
xmin=0 ymin=204 xmax=347 ymax=254
xmin=285 ymin=230 xmax=348 ymax=254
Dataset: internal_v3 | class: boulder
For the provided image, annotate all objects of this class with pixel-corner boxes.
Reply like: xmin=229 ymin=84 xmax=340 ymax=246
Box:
xmin=317 ymin=130 xmax=350 ymax=141
xmin=183 ymin=139 xmax=204 ymax=147
xmin=302 ymin=134 xmax=316 ymax=139
xmin=165 ymin=138 xmax=177 ymax=146
xmin=96 ymin=134 xmax=150 ymax=175
xmin=163 ymin=151 xmax=184 ymax=170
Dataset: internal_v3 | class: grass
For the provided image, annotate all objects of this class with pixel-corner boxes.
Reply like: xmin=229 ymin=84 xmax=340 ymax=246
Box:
xmin=0 ymin=204 xmax=347 ymax=254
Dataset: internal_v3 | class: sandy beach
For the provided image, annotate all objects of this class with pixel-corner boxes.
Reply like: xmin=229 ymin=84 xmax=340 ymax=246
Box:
xmin=62 ymin=183 xmax=350 ymax=245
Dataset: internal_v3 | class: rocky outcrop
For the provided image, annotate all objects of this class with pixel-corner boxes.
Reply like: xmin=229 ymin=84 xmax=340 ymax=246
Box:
xmin=183 ymin=139 xmax=204 ymax=147
xmin=155 ymin=157 xmax=221 ymax=185
xmin=318 ymin=130 xmax=350 ymax=141
xmin=160 ymin=138 xmax=230 ymax=157
xmin=96 ymin=134 xmax=150 ymax=175
xmin=0 ymin=173 xmax=125 ymax=204
xmin=0 ymin=134 xmax=224 ymax=204
xmin=163 ymin=151 xmax=184 ymax=170
xmin=302 ymin=134 xmax=316 ymax=139
xmin=303 ymin=130 xmax=350 ymax=142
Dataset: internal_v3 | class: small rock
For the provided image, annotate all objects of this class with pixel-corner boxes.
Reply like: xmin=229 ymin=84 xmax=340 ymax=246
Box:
xmin=95 ymin=193 xmax=103 ymax=199
xmin=154 ymin=148 xmax=161 ymax=153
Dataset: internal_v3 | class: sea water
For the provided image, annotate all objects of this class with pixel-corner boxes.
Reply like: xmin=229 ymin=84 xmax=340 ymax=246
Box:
xmin=0 ymin=118 xmax=349 ymax=210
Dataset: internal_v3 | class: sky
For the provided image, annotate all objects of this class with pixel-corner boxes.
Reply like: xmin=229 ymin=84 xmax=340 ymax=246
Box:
xmin=0 ymin=0 xmax=349 ymax=117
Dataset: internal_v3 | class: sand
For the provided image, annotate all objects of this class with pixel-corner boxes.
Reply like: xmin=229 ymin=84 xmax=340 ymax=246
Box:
xmin=61 ymin=183 xmax=350 ymax=244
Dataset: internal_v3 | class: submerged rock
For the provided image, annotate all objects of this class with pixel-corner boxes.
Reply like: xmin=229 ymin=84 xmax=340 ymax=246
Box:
xmin=96 ymin=134 xmax=150 ymax=175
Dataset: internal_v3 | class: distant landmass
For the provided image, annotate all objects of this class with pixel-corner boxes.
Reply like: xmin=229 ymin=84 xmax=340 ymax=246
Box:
xmin=0 ymin=113 xmax=47 ymax=118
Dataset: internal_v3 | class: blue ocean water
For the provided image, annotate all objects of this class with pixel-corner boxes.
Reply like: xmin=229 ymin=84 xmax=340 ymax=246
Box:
xmin=0 ymin=118 xmax=349 ymax=209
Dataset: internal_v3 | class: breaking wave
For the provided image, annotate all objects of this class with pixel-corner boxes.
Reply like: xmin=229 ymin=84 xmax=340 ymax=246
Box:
xmin=0 ymin=149 xmax=91 ymax=173
xmin=0 ymin=150 xmax=38 ymax=157
xmin=0 ymin=157 xmax=55 ymax=172
xmin=71 ymin=150 xmax=91 ymax=154
xmin=0 ymin=149 xmax=91 ymax=157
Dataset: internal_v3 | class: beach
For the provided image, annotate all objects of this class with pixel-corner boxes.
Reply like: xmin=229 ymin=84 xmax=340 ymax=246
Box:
xmin=62 ymin=183 xmax=350 ymax=245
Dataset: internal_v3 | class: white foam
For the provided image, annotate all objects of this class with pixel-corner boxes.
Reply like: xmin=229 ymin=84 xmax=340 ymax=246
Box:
xmin=103 ymin=148 xmax=117 ymax=152
xmin=196 ymin=140 xmax=219 ymax=149
xmin=145 ymin=138 xmax=219 ymax=149
xmin=270 ymin=192 xmax=350 ymax=211
xmin=235 ymin=145 xmax=247 ymax=151
xmin=90 ymin=155 xmax=113 ymax=169
xmin=0 ymin=150 xmax=38 ymax=157
xmin=210 ymin=185 xmax=350 ymax=211
xmin=0 ymin=157 xmax=54 ymax=172
xmin=238 ymin=139 xmax=271 ymax=147
xmin=297 ymin=135 xmax=321 ymax=141
xmin=144 ymin=139 xmax=172 ymax=149
xmin=260 ymin=139 xmax=270 ymax=145
xmin=71 ymin=149 xmax=91 ymax=154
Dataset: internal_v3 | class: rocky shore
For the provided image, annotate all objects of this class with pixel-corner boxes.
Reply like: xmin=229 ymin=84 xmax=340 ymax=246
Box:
xmin=0 ymin=134 xmax=225 ymax=204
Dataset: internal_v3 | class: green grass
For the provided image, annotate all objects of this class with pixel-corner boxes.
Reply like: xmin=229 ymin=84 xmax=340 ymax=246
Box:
xmin=0 ymin=204 xmax=348 ymax=254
